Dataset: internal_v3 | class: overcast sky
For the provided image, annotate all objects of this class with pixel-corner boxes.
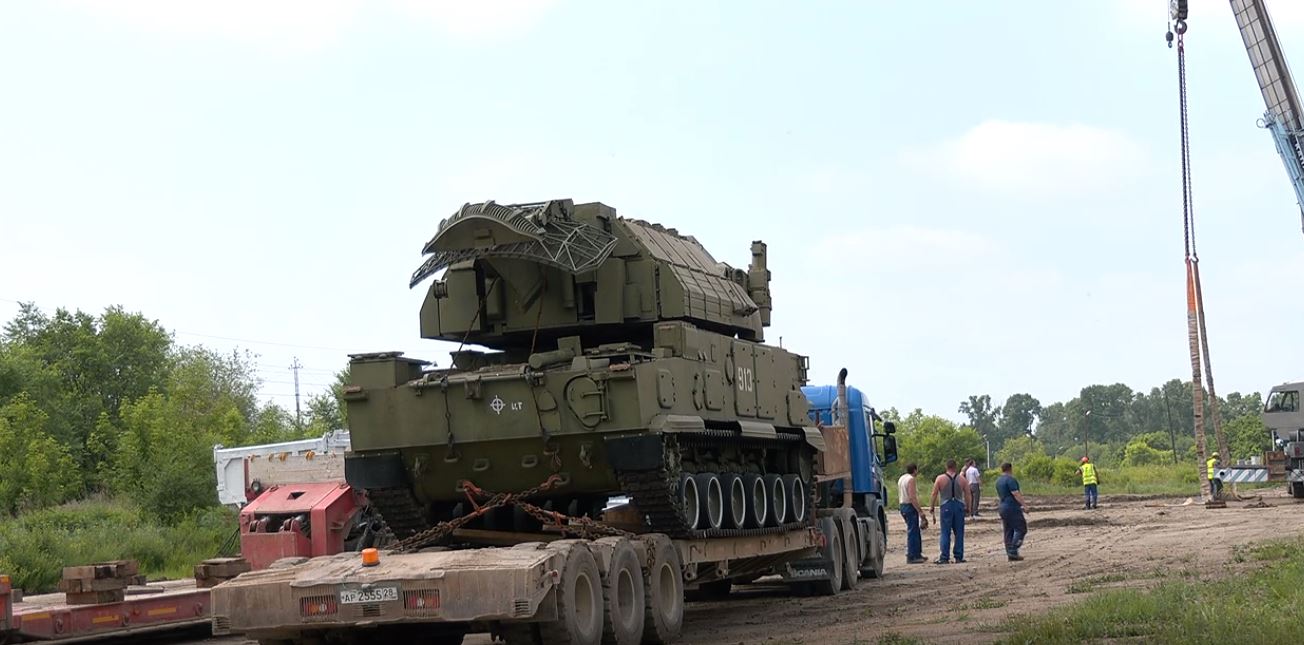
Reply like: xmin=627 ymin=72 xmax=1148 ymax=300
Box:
xmin=3 ymin=0 xmax=1304 ymax=421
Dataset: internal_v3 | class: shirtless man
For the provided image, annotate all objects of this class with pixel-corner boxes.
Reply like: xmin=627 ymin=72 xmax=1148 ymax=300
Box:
xmin=929 ymin=459 xmax=972 ymax=564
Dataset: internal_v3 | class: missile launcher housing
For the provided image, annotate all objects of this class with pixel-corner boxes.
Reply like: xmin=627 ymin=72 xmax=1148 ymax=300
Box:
xmin=343 ymin=199 xmax=824 ymax=539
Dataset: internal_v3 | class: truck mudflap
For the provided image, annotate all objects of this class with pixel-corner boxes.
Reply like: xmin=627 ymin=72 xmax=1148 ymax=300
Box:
xmin=211 ymin=545 xmax=562 ymax=637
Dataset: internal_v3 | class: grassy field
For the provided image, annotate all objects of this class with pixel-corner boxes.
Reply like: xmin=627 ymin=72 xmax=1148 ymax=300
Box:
xmin=997 ymin=537 xmax=1304 ymax=644
xmin=893 ymin=463 xmax=1279 ymax=505
xmin=0 ymin=498 xmax=237 ymax=593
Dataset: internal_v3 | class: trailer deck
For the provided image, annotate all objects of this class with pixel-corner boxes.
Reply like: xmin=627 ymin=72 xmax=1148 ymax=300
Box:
xmin=210 ymin=516 xmax=852 ymax=645
xmin=5 ymin=579 xmax=211 ymax=643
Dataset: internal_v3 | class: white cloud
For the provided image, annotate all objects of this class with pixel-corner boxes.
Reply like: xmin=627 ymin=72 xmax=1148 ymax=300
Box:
xmin=59 ymin=0 xmax=558 ymax=53
xmin=904 ymin=120 xmax=1148 ymax=198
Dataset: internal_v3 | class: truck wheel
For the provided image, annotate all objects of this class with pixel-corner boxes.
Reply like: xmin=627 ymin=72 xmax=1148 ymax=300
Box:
xmin=641 ymin=536 xmax=684 ymax=645
xmin=810 ymin=516 xmax=843 ymax=596
xmin=860 ymin=519 xmax=885 ymax=579
xmin=539 ymin=545 xmax=604 ymax=645
xmin=599 ymin=540 xmax=645 ymax=645
xmin=838 ymin=513 xmax=858 ymax=590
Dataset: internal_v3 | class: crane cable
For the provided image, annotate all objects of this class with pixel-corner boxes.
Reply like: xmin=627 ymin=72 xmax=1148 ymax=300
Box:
xmin=1171 ymin=18 xmax=1229 ymax=500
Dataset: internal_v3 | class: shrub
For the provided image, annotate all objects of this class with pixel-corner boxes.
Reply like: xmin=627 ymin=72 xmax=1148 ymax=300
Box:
xmin=0 ymin=498 xmax=236 ymax=593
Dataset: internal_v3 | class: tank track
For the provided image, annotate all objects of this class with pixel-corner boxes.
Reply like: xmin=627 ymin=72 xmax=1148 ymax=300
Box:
xmin=367 ymin=431 xmax=817 ymax=541
xmin=613 ymin=431 xmax=817 ymax=539
xmin=364 ymin=486 xmax=430 ymax=540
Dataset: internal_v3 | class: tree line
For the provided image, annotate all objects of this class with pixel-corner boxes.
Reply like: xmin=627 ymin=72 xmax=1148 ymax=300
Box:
xmin=0 ymin=303 xmax=347 ymax=519
xmin=0 ymin=302 xmax=1275 ymax=519
xmin=881 ymin=383 xmax=1270 ymax=489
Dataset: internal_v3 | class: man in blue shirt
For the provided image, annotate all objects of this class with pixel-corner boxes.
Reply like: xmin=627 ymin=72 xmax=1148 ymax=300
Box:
xmin=995 ymin=462 xmax=1028 ymax=562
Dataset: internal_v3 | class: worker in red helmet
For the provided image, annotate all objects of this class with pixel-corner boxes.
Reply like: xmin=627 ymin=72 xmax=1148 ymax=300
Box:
xmin=1076 ymin=456 xmax=1099 ymax=510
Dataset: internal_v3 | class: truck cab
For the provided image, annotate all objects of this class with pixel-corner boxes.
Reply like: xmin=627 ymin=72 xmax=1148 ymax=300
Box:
xmin=801 ymin=381 xmax=897 ymax=544
xmin=1263 ymin=381 xmax=1304 ymax=496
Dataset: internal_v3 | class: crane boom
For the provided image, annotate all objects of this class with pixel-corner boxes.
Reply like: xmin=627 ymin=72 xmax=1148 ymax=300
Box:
xmin=1230 ymin=0 xmax=1304 ymax=232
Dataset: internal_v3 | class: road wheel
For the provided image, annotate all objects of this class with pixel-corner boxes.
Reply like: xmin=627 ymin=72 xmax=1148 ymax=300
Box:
xmin=720 ymin=473 xmax=747 ymax=529
xmin=640 ymin=536 xmax=684 ymax=645
xmin=782 ymin=475 xmax=807 ymax=524
xmin=599 ymin=540 xmax=645 ymax=645
xmin=838 ymin=513 xmax=858 ymax=590
xmin=694 ymin=473 xmax=725 ymax=530
xmin=810 ymin=516 xmax=843 ymax=596
xmin=677 ymin=473 xmax=701 ymax=529
xmin=860 ymin=518 xmax=885 ymax=579
xmin=740 ymin=473 xmax=768 ymax=528
xmin=763 ymin=474 xmax=787 ymax=526
xmin=539 ymin=544 xmax=604 ymax=645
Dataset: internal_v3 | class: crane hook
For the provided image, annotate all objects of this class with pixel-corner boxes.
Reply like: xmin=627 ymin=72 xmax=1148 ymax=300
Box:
xmin=1175 ymin=19 xmax=1187 ymax=35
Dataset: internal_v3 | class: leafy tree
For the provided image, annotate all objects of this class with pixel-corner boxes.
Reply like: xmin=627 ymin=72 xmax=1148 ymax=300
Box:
xmin=998 ymin=393 xmax=1041 ymax=440
xmin=889 ymin=410 xmax=984 ymax=481
xmin=0 ymin=303 xmax=172 ymax=484
xmin=304 ymin=367 xmax=350 ymax=433
xmin=958 ymin=394 xmax=1000 ymax=448
xmin=1122 ymin=435 xmax=1172 ymax=466
xmin=0 ymin=394 xmax=76 ymax=514
xmin=1220 ymin=392 xmax=1263 ymax=425
xmin=1224 ymin=414 xmax=1271 ymax=460
xmin=996 ymin=435 xmax=1047 ymax=465
xmin=111 ymin=391 xmax=218 ymax=521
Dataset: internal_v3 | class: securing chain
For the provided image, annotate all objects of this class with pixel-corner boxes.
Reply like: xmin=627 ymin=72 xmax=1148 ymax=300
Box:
xmin=388 ymin=474 xmax=632 ymax=553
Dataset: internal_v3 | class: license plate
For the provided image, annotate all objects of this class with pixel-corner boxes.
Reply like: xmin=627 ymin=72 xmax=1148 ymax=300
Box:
xmin=339 ymin=585 xmax=398 ymax=604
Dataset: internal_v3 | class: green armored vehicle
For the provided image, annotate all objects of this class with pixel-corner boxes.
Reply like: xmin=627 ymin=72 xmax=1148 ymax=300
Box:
xmin=343 ymin=199 xmax=825 ymax=539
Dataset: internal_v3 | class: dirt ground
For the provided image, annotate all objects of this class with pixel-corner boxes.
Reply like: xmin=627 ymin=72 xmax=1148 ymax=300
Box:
xmin=182 ymin=490 xmax=1304 ymax=645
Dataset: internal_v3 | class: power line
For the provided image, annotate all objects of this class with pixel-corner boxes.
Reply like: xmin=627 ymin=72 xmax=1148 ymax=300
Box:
xmin=173 ymin=330 xmax=356 ymax=353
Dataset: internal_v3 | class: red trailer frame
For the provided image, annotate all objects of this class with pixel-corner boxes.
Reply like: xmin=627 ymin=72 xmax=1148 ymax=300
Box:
xmin=7 ymin=580 xmax=210 ymax=642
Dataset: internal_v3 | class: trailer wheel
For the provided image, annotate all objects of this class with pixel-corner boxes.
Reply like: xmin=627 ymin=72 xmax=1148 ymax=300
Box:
xmin=599 ymin=540 xmax=645 ymax=645
xmin=838 ymin=513 xmax=858 ymax=590
xmin=865 ymin=521 xmax=886 ymax=581
xmin=810 ymin=516 xmax=843 ymax=596
xmin=539 ymin=545 xmax=604 ymax=645
xmin=640 ymin=536 xmax=684 ymax=645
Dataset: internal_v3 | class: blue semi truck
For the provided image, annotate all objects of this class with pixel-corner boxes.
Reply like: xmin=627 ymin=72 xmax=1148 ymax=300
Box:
xmin=803 ymin=368 xmax=898 ymax=569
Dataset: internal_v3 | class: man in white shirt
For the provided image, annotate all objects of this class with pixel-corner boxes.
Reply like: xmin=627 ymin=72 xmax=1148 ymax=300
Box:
xmin=896 ymin=463 xmax=928 ymax=564
xmin=964 ymin=458 xmax=982 ymax=519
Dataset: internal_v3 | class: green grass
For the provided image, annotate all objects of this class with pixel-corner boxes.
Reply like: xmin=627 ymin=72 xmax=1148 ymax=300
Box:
xmin=999 ymin=538 xmax=1304 ymax=644
xmin=1010 ymin=462 xmax=1276 ymax=497
xmin=1065 ymin=573 xmax=1128 ymax=594
xmin=0 ymin=497 xmax=237 ymax=593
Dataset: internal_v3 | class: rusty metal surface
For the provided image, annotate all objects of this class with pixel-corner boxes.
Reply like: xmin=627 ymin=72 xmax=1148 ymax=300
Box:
xmin=210 ymin=545 xmax=562 ymax=635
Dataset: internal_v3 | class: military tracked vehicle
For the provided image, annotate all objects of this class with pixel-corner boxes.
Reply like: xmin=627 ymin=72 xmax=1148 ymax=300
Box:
xmin=343 ymin=199 xmax=827 ymax=540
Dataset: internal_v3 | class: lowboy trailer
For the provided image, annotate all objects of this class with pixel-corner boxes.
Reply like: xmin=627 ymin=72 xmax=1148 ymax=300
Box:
xmin=211 ymin=506 xmax=880 ymax=645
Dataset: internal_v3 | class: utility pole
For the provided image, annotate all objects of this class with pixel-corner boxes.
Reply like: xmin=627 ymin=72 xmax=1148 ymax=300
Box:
xmin=1083 ymin=409 xmax=1092 ymax=459
xmin=290 ymin=357 xmax=303 ymax=428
